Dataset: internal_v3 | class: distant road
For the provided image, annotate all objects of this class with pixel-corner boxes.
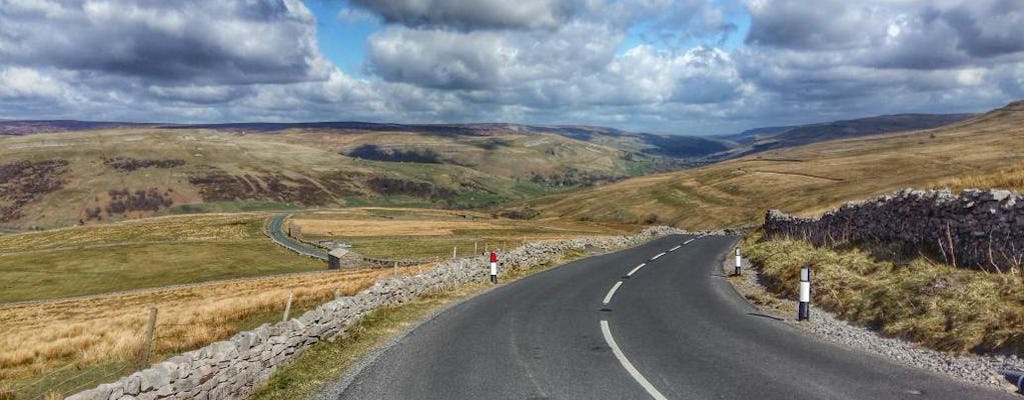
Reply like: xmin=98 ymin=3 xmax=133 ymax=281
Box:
xmin=335 ymin=234 xmax=1012 ymax=399
xmin=267 ymin=213 xmax=326 ymax=260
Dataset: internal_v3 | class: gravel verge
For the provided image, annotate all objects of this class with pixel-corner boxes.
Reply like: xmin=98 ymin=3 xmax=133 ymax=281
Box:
xmin=723 ymin=257 xmax=1023 ymax=394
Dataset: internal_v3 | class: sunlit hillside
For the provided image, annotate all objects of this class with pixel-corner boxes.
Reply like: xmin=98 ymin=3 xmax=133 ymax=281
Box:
xmin=535 ymin=100 xmax=1024 ymax=229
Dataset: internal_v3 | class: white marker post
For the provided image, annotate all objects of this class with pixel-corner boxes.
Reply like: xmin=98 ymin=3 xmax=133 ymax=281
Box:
xmin=798 ymin=266 xmax=811 ymax=321
xmin=489 ymin=251 xmax=498 ymax=284
xmin=734 ymin=247 xmax=742 ymax=276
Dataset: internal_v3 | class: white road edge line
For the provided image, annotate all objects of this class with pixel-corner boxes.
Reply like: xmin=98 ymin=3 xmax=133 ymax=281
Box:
xmin=668 ymin=245 xmax=681 ymax=252
xmin=603 ymin=281 xmax=624 ymax=305
xmin=626 ymin=263 xmax=646 ymax=277
xmin=650 ymin=252 xmax=666 ymax=261
xmin=600 ymin=320 xmax=670 ymax=400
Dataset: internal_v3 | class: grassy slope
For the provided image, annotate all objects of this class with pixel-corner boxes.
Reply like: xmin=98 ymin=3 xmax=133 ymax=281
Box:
xmin=0 ymin=213 xmax=323 ymax=302
xmin=742 ymin=231 xmax=1024 ymax=354
xmin=0 ymin=126 xmax=660 ymax=229
xmin=535 ymin=101 xmax=1024 ymax=229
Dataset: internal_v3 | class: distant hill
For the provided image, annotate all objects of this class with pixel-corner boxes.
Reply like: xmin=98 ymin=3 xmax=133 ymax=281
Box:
xmin=0 ymin=120 xmax=718 ymax=229
xmin=0 ymin=120 xmax=732 ymax=162
xmin=715 ymin=113 xmax=972 ymax=159
xmin=534 ymin=101 xmax=1023 ymax=229
xmin=0 ymin=120 xmax=156 ymax=135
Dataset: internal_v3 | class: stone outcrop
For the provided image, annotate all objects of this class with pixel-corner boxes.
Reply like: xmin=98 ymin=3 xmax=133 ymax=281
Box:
xmin=66 ymin=226 xmax=687 ymax=400
xmin=763 ymin=189 xmax=1024 ymax=271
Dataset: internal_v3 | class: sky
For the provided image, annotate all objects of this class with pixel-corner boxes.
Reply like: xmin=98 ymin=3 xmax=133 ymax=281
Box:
xmin=0 ymin=0 xmax=1022 ymax=134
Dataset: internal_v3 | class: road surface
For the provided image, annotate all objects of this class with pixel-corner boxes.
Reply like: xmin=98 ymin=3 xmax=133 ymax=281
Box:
xmin=267 ymin=213 xmax=326 ymax=260
xmin=335 ymin=234 xmax=1014 ymax=399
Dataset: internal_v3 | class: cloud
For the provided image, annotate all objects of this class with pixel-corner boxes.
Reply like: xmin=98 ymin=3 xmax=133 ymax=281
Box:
xmin=0 ymin=67 xmax=67 ymax=100
xmin=349 ymin=0 xmax=577 ymax=30
xmin=0 ymin=0 xmax=1022 ymax=134
xmin=0 ymin=0 xmax=331 ymax=84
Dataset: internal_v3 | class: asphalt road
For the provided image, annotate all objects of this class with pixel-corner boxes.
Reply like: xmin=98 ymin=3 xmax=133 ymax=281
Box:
xmin=267 ymin=213 xmax=327 ymax=260
xmin=335 ymin=234 xmax=1015 ymax=399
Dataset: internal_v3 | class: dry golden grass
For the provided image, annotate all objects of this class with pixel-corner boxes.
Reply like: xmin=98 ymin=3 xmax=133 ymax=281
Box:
xmin=0 ymin=266 xmax=421 ymax=387
xmin=536 ymin=101 xmax=1024 ymax=229
xmin=933 ymin=161 xmax=1024 ymax=193
xmin=290 ymin=208 xmax=638 ymax=260
xmin=743 ymin=231 xmax=1024 ymax=354
xmin=290 ymin=219 xmax=510 ymax=237
xmin=0 ymin=213 xmax=265 ymax=253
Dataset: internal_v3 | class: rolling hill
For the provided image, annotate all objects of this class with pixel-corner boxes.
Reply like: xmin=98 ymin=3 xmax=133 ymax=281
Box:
xmin=534 ymin=101 xmax=1024 ymax=229
xmin=715 ymin=113 xmax=972 ymax=158
xmin=0 ymin=121 xmax=723 ymax=229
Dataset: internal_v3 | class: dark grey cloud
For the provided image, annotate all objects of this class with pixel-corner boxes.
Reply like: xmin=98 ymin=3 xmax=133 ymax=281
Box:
xmin=0 ymin=0 xmax=330 ymax=85
xmin=744 ymin=0 xmax=1024 ymax=70
xmin=937 ymin=1 xmax=1024 ymax=58
xmin=349 ymin=0 xmax=577 ymax=30
xmin=744 ymin=0 xmax=873 ymax=50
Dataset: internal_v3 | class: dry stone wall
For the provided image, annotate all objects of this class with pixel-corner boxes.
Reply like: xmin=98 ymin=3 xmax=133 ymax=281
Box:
xmin=66 ymin=226 xmax=687 ymax=400
xmin=763 ymin=189 xmax=1024 ymax=271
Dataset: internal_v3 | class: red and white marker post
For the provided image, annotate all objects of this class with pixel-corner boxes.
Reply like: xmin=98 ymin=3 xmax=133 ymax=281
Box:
xmin=489 ymin=251 xmax=498 ymax=284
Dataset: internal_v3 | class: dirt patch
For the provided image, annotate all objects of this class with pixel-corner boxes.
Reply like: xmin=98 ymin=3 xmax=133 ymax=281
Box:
xmin=188 ymin=169 xmax=361 ymax=206
xmin=0 ymin=160 xmax=70 ymax=223
xmin=366 ymin=176 xmax=453 ymax=199
xmin=103 ymin=157 xmax=185 ymax=172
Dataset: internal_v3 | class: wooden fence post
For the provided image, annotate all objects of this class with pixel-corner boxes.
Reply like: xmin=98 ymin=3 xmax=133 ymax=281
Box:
xmin=282 ymin=292 xmax=294 ymax=322
xmin=138 ymin=308 xmax=158 ymax=368
xmin=393 ymin=261 xmax=398 ymax=277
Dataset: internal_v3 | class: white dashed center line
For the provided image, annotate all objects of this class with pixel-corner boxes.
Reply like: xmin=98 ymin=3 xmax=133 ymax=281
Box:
xmin=603 ymin=281 xmax=623 ymax=305
xmin=668 ymin=245 xmax=681 ymax=252
xmin=626 ymin=263 xmax=646 ymax=277
xmin=650 ymin=252 xmax=666 ymax=261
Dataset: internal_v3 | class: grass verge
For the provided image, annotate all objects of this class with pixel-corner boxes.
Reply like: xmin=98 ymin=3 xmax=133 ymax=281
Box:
xmin=742 ymin=230 xmax=1024 ymax=354
xmin=249 ymin=248 xmax=588 ymax=400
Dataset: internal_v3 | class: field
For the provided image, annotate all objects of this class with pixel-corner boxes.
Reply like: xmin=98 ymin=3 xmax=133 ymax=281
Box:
xmin=535 ymin=101 xmax=1024 ymax=229
xmin=0 ymin=213 xmax=323 ymax=303
xmin=288 ymin=208 xmax=637 ymax=260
